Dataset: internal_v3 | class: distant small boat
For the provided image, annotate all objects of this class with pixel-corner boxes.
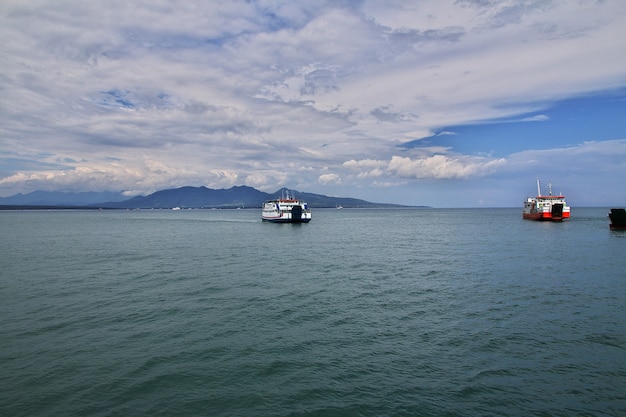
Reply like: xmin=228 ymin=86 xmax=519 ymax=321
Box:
xmin=262 ymin=190 xmax=311 ymax=223
xmin=172 ymin=207 xmax=181 ymax=210
xmin=336 ymin=204 xmax=343 ymax=210
xmin=608 ymin=208 xmax=626 ymax=230
xmin=522 ymin=177 xmax=570 ymax=221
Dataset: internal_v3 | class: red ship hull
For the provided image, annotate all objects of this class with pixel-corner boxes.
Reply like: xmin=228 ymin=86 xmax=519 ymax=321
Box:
xmin=523 ymin=211 xmax=570 ymax=221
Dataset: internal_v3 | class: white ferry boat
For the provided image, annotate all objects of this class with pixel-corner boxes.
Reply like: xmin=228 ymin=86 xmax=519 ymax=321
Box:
xmin=522 ymin=178 xmax=570 ymax=221
xmin=262 ymin=190 xmax=311 ymax=223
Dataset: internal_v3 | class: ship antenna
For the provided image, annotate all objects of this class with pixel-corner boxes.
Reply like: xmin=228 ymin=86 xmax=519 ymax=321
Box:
xmin=548 ymin=183 xmax=553 ymax=196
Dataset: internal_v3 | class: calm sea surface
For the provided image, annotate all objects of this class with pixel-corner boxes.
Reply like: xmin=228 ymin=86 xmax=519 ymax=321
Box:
xmin=1 ymin=208 xmax=625 ymax=416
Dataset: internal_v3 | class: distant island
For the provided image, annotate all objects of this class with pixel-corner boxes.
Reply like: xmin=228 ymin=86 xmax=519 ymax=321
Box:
xmin=0 ymin=186 xmax=423 ymax=210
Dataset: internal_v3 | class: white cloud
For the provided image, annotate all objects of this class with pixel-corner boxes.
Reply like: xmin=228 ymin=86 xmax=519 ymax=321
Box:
xmin=520 ymin=115 xmax=549 ymax=122
xmin=343 ymin=159 xmax=387 ymax=169
xmin=337 ymin=152 xmax=507 ymax=185
xmin=388 ymin=154 xmax=507 ymax=179
xmin=318 ymin=173 xmax=340 ymax=185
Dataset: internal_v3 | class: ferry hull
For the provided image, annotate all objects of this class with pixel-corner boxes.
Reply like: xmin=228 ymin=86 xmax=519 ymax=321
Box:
xmin=609 ymin=208 xmax=626 ymax=230
xmin=262 ymin=206 xmax=311 ymax=222
xmin=522 ymin=211 xmax=571 ymax=221
xmin=262 ymin=217 xmax=311 ymax=223
xmin=262 ymin=193 xmax=311 ymax=223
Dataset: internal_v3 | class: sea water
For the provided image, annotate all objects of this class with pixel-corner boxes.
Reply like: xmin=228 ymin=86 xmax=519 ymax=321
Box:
xmin=1 ymin=208 xmax=624 ymax=416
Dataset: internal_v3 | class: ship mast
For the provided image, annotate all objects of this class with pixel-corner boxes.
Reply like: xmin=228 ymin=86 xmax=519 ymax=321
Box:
xmin=536 ymin=177 xmax=541 ymax=196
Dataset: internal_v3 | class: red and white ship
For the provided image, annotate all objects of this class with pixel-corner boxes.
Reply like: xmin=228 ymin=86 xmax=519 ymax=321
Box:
xmin=522 ymin=178 xmax=570 ymax=221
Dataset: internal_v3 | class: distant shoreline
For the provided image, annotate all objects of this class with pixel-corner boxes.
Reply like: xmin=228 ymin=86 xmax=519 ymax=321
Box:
xmin=0 ymin=205 xmax=429 ymax=211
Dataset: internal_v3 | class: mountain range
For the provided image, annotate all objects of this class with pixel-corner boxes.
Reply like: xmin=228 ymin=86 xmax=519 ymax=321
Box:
xmin=0 ymin=186 xmax=413 ymax=209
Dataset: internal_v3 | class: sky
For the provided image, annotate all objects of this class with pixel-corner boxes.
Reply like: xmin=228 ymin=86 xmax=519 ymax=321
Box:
xmin=1 ymin=0 xmax=626 ymax=207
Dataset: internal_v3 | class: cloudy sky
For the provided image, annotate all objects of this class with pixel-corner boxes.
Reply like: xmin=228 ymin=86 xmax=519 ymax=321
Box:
xmin=2 ymin=0 xmax=626 ymax=207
